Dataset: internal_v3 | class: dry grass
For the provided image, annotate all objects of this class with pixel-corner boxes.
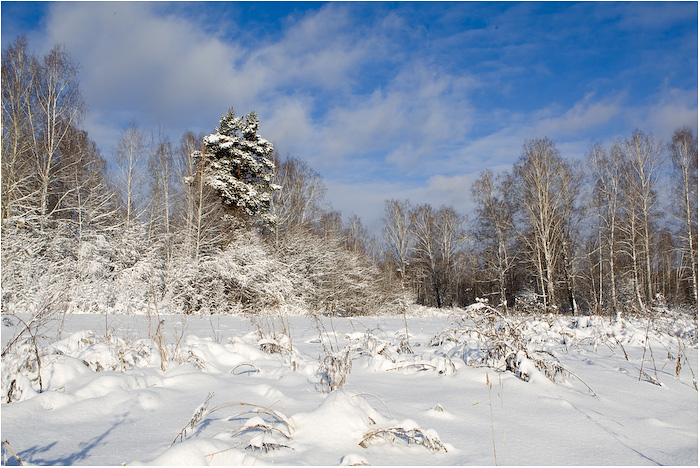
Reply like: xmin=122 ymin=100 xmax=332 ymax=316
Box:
xmin=319 ymin=346 xmax=353 ymax=392
xmin=171 ymin=392 xmax=215 ymax=446
xmin=311 ymin=314 xmax=354 ymax=392
xmin=431 ymin=304 xmax=597 ymax=395
xmin=172 ymin=393 xmax=297 ymax=458
xmin=2 ymin=439 xmax=23 ymax=465
xmin=359 ymin=426 xmax=447 ymax=453
xmin=249 ymin=313 xmax=301 ymax=370
xmin=676 ymin=336 xmax=697 ymax=390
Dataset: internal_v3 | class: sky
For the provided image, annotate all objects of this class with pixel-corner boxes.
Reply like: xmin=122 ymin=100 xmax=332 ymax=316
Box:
xmin=1 ymin=1 xmax=697 ymax=234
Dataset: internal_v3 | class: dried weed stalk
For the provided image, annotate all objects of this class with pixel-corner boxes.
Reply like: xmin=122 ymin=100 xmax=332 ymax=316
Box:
xmin=173 ymin=395 xmax=296 ymax=456
xmin=171 ymin=392 xmax=215 ymax=446
xmin=2 ymin=439 xmax=23 ymax=465
xmin=311 ymin=314 xmax=353 ymax=392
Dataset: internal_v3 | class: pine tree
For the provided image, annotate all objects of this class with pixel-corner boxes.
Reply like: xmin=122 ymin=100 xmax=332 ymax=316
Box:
xmin=193 ymin=108 xmax=280 ymax=229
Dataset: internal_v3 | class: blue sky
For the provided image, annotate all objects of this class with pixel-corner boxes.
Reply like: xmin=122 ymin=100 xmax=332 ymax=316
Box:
xmin=2 ymin=1 xmax=697 ymax=233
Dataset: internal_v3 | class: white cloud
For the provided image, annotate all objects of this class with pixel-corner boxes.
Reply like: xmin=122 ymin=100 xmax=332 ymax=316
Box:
xmin=534 ymin=93 xmax=622 ymax=138
xmin=41 ymin=2 xmax=245 ymax=144
xmin=263 ymin=97 xmax=315 ymax=150
xmin=614 ymin=2 xmax=698 ymax=31
xmin=244 ymin=5 xmax=371 ymax=93
xmin=312 ymin=65 xmax=475 ymax=171
xmin=635 ymin=87 xmax=699 ymax=141
xmin=424 ymin=173 xmax=480 ymax=213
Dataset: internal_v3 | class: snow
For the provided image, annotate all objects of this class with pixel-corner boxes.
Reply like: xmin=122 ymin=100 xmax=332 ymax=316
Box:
xmin=1 ymin=309 xmax=697 ymax=466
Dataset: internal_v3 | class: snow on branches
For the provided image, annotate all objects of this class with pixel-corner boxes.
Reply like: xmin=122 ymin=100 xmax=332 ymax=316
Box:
xmin=193 ymin=109 xmax=281 ymax=227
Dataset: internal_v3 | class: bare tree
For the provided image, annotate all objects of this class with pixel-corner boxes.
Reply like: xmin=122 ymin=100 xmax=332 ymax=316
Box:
xmin=435 ymin=205 xmax=468 ymax=306
xmin=319 ymin=210 xmax=343 ymax=242
xmin=56 ymin=125 xmax=119 ymax=237
xmin=147 ymin=133 xmax=176 ymax=241
xmin=410 ymin=204 xmax=443 ymax=307
xmin=514 ymin=138 xmax=580 ymax=313
xmin=1 ymin=36 xmax=40 ymax=220
xmin=382 ymin=199 xmax=413 ymax=281
xmin=557 ymin=160 xmax=584 ymax=315
xmin=34 ymin=44 xmax=85 ymax=220
xmin=590 ymin=142 xmax=625 ymax=316
xmin=271 ymin=154 xmax=326 ymax=233
xmin=343 ymin=214 xmax=370 ymax=255
xmin=471 ymin=170 xmax=516 ymax=309
xmin=175 ymin=131 xmax=224 ymax=262
xmin=114 ymin=121 xmax=148 ymax=231
xmin=620 ymin=130 xmax=662 ymax=307
xmin=669 ymin=126 xmax=698 ymax=306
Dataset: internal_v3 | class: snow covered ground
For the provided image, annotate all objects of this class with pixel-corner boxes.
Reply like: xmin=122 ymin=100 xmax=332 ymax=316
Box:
xmin=1 ymin=306 xmax=697 ymax=466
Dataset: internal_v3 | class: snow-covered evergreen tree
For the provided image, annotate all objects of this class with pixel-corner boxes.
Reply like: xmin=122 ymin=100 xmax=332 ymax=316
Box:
xmin=193 ymin=108 xmax=280 ymax=228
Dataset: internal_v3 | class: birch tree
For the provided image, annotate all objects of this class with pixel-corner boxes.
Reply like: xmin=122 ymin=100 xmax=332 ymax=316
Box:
xmin=670 ymin=126 xmax=698 ymax=306
xmin=471 ymin=170 xmax=516 ymax=309
xmin=383 ymin=199 xmax=413 ymax=281
xmin=271 ymin=155 xmax=326 ymax=233
xmin=410 ymin=204 xmax=441 ymax=307
xmin=114 ymin=121 xmax=148 ymax=232
xmin=590 ymin=142 xmax=625 ymax=315
xmin=34 ymin=44 xmax=85 ymax=220
xmin=176 ymin=131 xmax=225 ymax=262
xmin=435 ymin=205 xmax=468 ymax=306
xmin=343 ymin=214 xmax=370 ymax=255
xmin=1 ymin=36 xmax=39 ymax=220
xmin=514 ymin=138 xmax=580 ymax=313
xmin=147 ymin=134 xmax=176 ymax=241
xmin=620 ymin=130 xmax=662 ymax=307
xmin=56 ymin=125 xmax=119 ymax=237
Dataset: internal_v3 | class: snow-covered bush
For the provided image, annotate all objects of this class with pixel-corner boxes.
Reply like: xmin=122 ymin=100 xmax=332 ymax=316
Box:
xmin=274 ymin=226 xmax=389 ymax=316
xmin=430 ymin=303 xmax=593 ymax=390
xmin=174 ymin=230 xmax=299 ymax=314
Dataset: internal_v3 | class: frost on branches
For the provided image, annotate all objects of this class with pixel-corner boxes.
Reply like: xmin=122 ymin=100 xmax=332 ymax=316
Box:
xmin=193 ymin=108 xmax=281 ymax=227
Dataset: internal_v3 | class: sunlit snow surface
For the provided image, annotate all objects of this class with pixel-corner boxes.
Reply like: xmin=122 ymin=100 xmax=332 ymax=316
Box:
xmin=1 ymin=309 xmax=697 ymax=466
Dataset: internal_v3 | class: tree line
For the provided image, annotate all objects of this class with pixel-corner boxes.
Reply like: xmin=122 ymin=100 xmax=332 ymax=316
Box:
xmin=382 ymin=131 xmax=698 ymax=316
xmin=2 ymin=37 xmax=697 ymax=318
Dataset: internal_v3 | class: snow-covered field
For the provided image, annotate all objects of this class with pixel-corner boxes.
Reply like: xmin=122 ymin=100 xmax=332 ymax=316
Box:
xmin=1 ymin=306 xmax=697 ymax=466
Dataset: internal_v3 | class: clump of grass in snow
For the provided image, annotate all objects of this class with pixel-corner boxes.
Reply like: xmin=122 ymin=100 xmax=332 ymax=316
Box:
xmin=147 ymin=285 xmax=169 ymax=371
xmin=231 ymin=362 xmax=260 ymax=376
xmin=319 ymin=347 xmax=353 ymax=392
xmin=171 ymin=392 xmax=215 ymax=446
xmin=249 ymin=313 xmax=301 ymax=370
xmin=359 ymin=426 xmax=447 ymax=453
xmin=352 ymin=392 xmax=447 ymax=453
xmin=311 ymin=314 xmax=353 ymax=392
xmin=171 ymin=394 xmax=296 ymax=455
xmin=231 ymin=414 xmax=293 ymax=453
